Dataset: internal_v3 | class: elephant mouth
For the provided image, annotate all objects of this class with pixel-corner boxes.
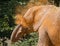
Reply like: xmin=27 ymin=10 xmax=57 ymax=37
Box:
xmin=11 ymin=22 xmax=34 ymax=42
xmin=15 ymin=24 xmax=28 ymax=38
xmin=10 ymin=24 xmax=30 ymax=42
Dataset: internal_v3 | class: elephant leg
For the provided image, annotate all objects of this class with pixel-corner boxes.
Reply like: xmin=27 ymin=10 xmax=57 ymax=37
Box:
xmin=37 ymin=27 xmax=53 ymax=46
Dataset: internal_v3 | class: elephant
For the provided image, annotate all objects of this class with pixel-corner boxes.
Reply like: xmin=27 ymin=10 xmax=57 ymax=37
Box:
xmin=10 ymin=5 xmax=60 ymax=46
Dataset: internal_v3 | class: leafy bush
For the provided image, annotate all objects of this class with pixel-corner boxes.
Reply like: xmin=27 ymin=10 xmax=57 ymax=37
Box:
xmin=0 ymin=0 xmax=29 ymax=38
xmin=11 ymin=32 xmax=38 ymax=46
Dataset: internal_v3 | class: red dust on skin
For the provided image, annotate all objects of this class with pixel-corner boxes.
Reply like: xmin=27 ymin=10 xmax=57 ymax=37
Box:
xmin=11 ymin=5 xmax=60 ymax=46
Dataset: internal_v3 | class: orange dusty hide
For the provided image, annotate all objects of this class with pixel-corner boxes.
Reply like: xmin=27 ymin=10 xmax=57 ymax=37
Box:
xmin=11 ymin=5 xmax=60 ymax=46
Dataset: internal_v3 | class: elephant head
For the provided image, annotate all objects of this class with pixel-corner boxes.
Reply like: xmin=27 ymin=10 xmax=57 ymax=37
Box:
xmin=10 ymin=5 xmax=59 ymax=46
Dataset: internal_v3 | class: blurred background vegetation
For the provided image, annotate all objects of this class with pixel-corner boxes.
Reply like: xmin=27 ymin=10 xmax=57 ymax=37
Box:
xmin=0 ymin=0 xmax=60 ymax=46
xmin=0 ymin=0 xmax=30 ymax=39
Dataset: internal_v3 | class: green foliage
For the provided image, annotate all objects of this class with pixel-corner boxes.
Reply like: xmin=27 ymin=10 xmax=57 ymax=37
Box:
xmin=48 ymin=0 xmax=60 ymax=6
xmin=0 ymin=0 xmax=29 ymax=38
xmin=12 ymin=32 xmax=38 ymax=46
xmin=0 ymin=1 xmax=15 ymax=38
